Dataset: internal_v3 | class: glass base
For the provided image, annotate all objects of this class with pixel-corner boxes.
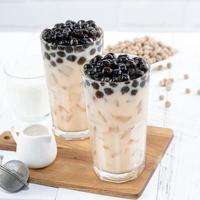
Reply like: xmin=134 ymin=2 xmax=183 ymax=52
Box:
xmin=53 ymin=127 xmax=90 ymax=140
xmin=93 ymin=162 xmax=145 ymax=183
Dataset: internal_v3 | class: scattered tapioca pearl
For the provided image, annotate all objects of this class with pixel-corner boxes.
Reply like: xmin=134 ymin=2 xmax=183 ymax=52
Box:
xmin=45 ymin=44 xmax=50 ymax=51
xmin=125 ymin=81 xmax=130 ymax=84
xmin=159 ymin=95 xmax=164 ymax=101
xmin=100 ymin=82 xmax=105 ymax=86
xmin=121 ymin=86 xmax=130 ymax=95
xmin=96 ymin=40 xmax=101 ymax=45
xmin=90 ymin=48 xmax=96 ymax=55
xmin=50 ymin=52 xmax=56 ymax=57
xmin=96 ymin=91 xmax=104 ymax=98
xmin=109 ymin=82 xmax=118 ymax=87
xmin=185 ymin=88 xmax=191 ymax=94
xmin=131 ymin=89 xmax=138 ymax=96
xmin=78 ymin=57 xmax=86 ymax=65
xmin=57 ymin=51 xmax=65 ymax=57
xmin=104 ymin=88 xmax=113 ymax=95
xmin=67 ymin=55 xmax=77 ymax=62
xmin=58 ymin=46 xmax=65 ymax=50
xmin=65 ymin=46 xmax=73 ymax=53
xmin=85 ymin=80 xmax=90 ymax=86
xmin=91 ymin=82 xmax=99 ymax=90
xmin=56 ymin=58 xmax=63 ymax=63
xmin=184 ymin=74 xmax=189 ymax=80
xmin=51 ymin=45 xmax=57 ymax=50
xmin=132 ymin=80 xmax=139 ymax=88
xmin=166 ymin=62 xmax=172 ymax=69
xmin=50 ymin=61 xmax=56 ymax=67
xmin=140 ymin=80 xmax=146 ymax=88
xmin=97 ymin=45 xmax=102 ymax=52
xmin=44 ymin=52 xmax=50 ymax=60
xmin=165 ymin=101 xmax=171 ymax=108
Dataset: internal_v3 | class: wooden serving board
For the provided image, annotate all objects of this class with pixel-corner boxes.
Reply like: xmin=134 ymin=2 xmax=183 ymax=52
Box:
xmin=0 ymin=126 xmax=173 ymax=199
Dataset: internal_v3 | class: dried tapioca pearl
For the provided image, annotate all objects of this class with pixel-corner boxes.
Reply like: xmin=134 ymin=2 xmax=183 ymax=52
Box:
xmin=50 ymin=61 xmax=56 ymax=67
xmin=57 ymin=51 xmax=65 ymax=57
xmin=166 ymin=62 xmax=172 ymax=69
xmin=121 ymin=86 xmax=130 ymax=95
xmin=65 ymin=46 xmax=73 ymax=53
xmin=96 ymin=91 xmax=104 ymax=98
xmin=90 ymin=48 xmax=96 ymax=55
xmin=184 ymin=74 xmax=189 ymax=80
xmin=56 ymin=58 xmax=63 ymax=63
xmin=157 ymin=65 xmax=163 ymax=71
xmin=91 ymin=82 xmax=99 ymax=90
xmin=104 ymin=88 xmax=114 ymax=95
xmin=165 ymin=101 xmax=171 ymax=108
xmin=185 ymin=88 xmax=191 ymax=94
xmin=159 ymin=95 xmax=164 ymax=101
xmin=131 ymin=89 xmax=138 ymax=96
xmin=78 ymin=57 xmax=86 ymax=65
xmin=67 ymin=55 xmax=76 ymax=62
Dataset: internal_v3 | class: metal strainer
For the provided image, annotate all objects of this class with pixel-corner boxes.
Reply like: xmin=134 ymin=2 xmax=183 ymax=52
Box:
xmin=0 ymin=158 xmax=29 ymax=193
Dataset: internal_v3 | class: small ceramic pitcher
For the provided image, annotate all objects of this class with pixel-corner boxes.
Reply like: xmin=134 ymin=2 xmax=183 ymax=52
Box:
xmin=11 ymin=124 xmax=57 ymax=169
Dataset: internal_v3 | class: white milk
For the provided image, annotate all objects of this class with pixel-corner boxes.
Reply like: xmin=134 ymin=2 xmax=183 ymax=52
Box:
xmin=5 ymin=55 xmax=50 ymax=122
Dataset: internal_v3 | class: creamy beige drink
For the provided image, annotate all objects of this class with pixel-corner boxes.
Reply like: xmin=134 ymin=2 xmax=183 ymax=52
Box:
xmin=83 ymin=53 xmax=150 ymax=182
xmin=41 ymin=20 xmax=103 ymax=140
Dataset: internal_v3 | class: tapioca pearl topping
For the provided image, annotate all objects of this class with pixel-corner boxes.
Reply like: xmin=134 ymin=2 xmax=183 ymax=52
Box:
xmin=83 ymin=53 xmax=149 ymax=82
xmin=42 ymin=20 xmax=102 ymax=46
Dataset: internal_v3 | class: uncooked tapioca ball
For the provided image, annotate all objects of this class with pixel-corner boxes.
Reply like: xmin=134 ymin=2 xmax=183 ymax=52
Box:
xmin=165 ymin=101 xmax=171 ymax=108
xmin=166 ymin=62 xmax=172 ymax=69
xmin=159 ymin=95 xmax=164 ymax=101
xmin=184 ymin=74 xmax=189 ymax=80
xmin=185 ymin=88 xmax=191 ymax=94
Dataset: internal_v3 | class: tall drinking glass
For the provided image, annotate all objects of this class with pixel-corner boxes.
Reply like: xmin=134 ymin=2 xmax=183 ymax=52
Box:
xmin=82 ymin=54 xmax=150 ymax=183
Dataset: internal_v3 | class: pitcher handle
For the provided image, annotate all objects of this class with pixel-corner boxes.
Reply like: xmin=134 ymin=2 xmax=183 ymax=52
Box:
xmin=10 ymin=126 xmax=20 ymax=143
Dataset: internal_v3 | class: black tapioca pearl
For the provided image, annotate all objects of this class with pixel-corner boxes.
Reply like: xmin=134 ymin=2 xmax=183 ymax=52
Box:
xmin=65 ymin=46 xmax=73 ymax=53
xmin=56 ymin=58 xmax=63 ymax=63
xmin=51 ymin=45 xmax=57 ymax=50
xmin=90 ymin=48 xmax=96 ymax=55
xmin=96 ymin=91 xmax=104 ymax=98
xmin=109 ymin=82 xmax=118 ymax=87
xmin=121 ymin=86 xmax=130 ymax=95
xmin=83 ymin=44 xmax=90 ymax=49
xmin=125 ymin=81 xmax=130 ymax=84
xmin=104 ymin=88 xmax=113 ymax=95
xmin=85 ymin=80 xmax=90 ymax=86
xmin=57 ymin=51 xmax=65 ymax=57
xmin=132 ymin=80 xmax=139 ymax=88
xmin=67 ymin=55 xmax=77 ymax=62
xmin=58 ymin=46 xmax=65 ymax=50
xmin=96 ymin=39 xmax=101 ymax=45
xmin=100 ymin=82 xmax=105 ymax=86
xmin=131 ymin=89 xmax=138 ymax=96
xmin=45 ymin=44 xmax=50 ymax=51
xmin=97 ymin=45 xmax=102 ymax=52
xmin=75 ymin=46 xmax=84 ymax=53
xmin=50 ymin=60 xmax=56 ymax=67
xmin=91 ymin=82 xmax=99 ymax=90
xmin=50 ymin=52 xmax=56 ymax=57
xmin=140 ymin=80 xmax=146 ymax=88
xmin=78 ymin=57 xmax=86 ymax=65
xmin=44 ymin=52 xmax=50 ymax=60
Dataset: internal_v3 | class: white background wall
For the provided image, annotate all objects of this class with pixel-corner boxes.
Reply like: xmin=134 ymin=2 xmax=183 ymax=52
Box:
xmin=0 ymin=0 xmax=200 ymax=32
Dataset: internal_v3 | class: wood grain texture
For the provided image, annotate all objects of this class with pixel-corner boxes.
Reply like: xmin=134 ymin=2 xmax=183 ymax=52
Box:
xmin=0 ymin=126 xmax=173 ymax=199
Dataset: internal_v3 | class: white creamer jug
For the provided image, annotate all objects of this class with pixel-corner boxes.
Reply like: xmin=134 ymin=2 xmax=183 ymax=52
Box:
xmin=11 ymin=124 xmax=57 ymax=169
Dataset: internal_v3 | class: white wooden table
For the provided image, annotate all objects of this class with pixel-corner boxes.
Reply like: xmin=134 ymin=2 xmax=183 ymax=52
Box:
xmin=0 ymin=32 xmax=200 ymax=200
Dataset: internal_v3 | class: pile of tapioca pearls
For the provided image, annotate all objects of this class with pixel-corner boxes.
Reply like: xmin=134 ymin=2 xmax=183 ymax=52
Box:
xmin=156 ymin=62 xmax=200 ymax=108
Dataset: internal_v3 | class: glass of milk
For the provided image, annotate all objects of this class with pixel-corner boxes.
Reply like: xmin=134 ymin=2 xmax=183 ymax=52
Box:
xmin=4 ymin=54 xmax=50 ymax=122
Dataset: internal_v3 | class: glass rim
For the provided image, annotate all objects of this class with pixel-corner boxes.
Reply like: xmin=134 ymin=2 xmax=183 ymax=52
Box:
xmin=40 ymin=26 xmax=104 ymax=48
xmin=81 ymin=54 xmax=150 ymax=84
xmin=3 ymin=66 xmax=45 ymax=80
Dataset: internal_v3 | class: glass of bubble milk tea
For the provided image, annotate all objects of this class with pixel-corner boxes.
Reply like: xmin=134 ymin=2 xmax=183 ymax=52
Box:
xmin=40 ymin=20 xmax=103 ymax=140
xmin=82 ymin=53 xmax=150 ymax=183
